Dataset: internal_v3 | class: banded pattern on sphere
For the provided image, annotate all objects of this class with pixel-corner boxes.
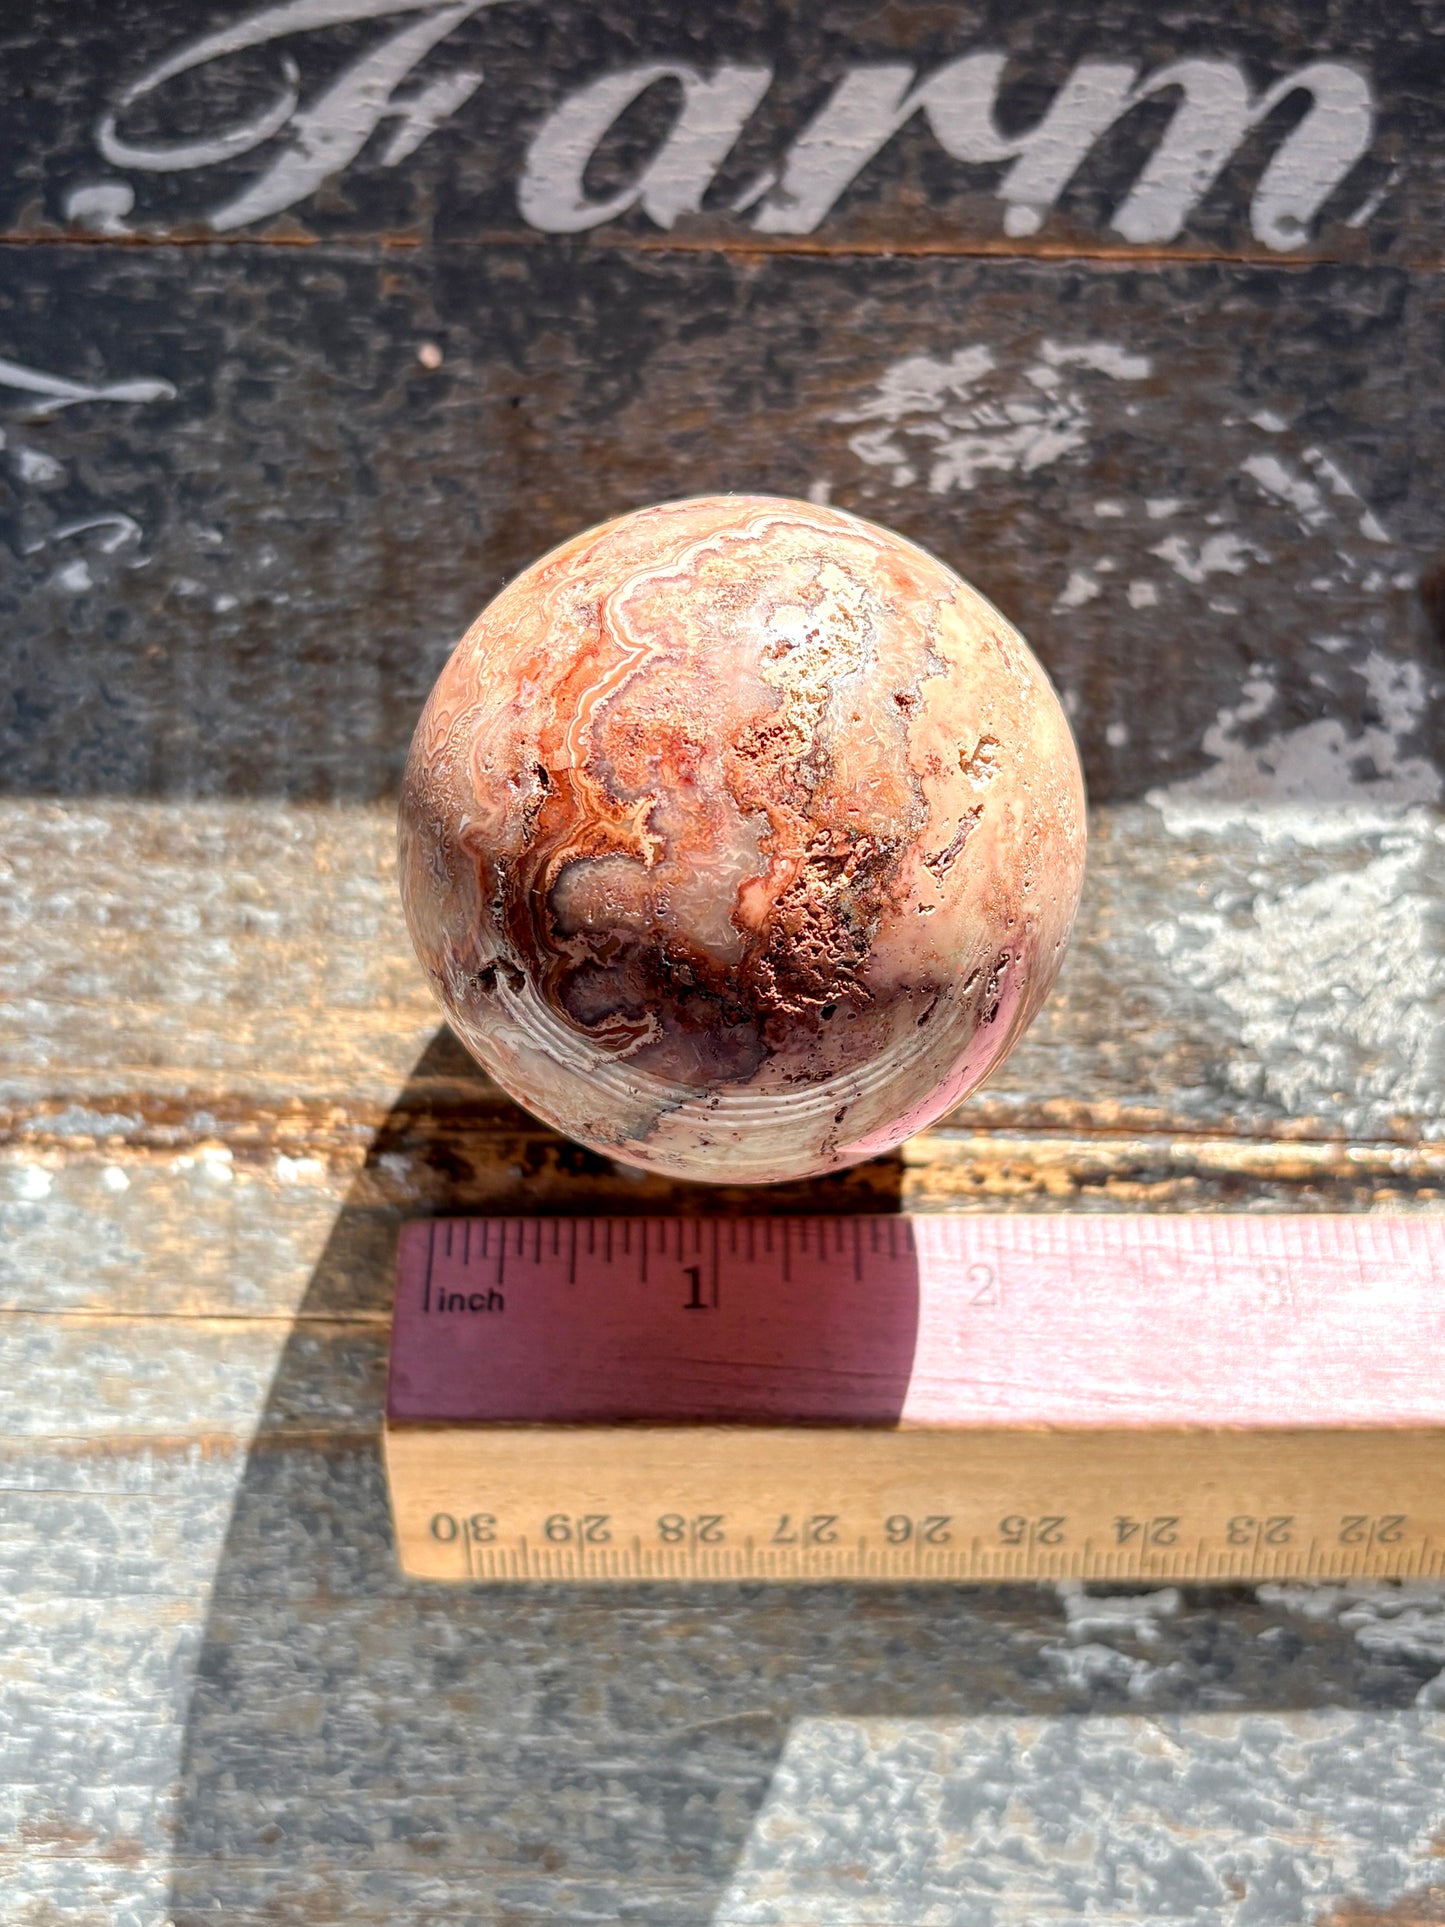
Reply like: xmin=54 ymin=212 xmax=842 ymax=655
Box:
xmin=399 ymin=496 xmax=1085 ymax=1182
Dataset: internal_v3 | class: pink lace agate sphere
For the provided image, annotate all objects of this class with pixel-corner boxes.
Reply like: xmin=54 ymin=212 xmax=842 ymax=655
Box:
xmin=399 ymin=496 xmax=1085 ymax=1183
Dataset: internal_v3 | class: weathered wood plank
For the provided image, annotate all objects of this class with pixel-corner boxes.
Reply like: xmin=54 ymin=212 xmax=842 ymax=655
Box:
xmin=10 ymin=1490 xmax=1445 ymax=1923
xmin=0 ymin=1486 xmax=238 ymax=1596
xmin=1 ymin=1316 xmax=380 ymax=1443
xmin=0 ymin=1862 xmax=174 ymax=1927
xmin=6 ymin=1286 xmax=1445 ymax=1923
xmin=6 ymin=798 xmax=1443 ymax=1163
xmin=6 ymin=1131 xmax=1444 ymax=1333
xmin=8 ymin=1402 xmax=1445 ymax=1893
xmin=1 ymin=250 xmax=1438 ymax=808
xmin=1 ymin=0 xmax=1439 ymax=261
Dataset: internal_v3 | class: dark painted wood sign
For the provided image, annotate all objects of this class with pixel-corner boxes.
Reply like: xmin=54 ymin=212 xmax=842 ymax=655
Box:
xmin=1 ymin=0 xmax=1440 ymax=807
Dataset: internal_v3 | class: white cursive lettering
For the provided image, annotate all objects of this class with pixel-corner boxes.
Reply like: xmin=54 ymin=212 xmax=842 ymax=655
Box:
xmin=751 ymin=53 xmax=1373 ymax=248
xmin=753 ymin=57 xmax=1135 ymax=237
xmin=89 ymin=5 xmax=1378 ymax=252
xmin=97 ymin=0 xmax=490 ymax=231
xmin=517 ymin=62 xmax=772 ymax=231
xmin=0 ymin=355 xmax=176 ymax=417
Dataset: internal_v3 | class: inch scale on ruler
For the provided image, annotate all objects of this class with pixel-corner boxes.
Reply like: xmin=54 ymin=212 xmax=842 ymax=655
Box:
xmin=383 ymin=1214 xmax=1445 ymax=1585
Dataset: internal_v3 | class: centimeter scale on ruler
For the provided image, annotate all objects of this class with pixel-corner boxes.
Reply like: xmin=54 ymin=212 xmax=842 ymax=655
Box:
xmin=383 ymin=1213 xmax=1445 ymax=1584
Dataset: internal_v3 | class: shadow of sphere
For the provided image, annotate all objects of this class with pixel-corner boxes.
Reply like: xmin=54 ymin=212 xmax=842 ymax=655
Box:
xmin=162 ymin=1032 xmax=1429 ymax=1924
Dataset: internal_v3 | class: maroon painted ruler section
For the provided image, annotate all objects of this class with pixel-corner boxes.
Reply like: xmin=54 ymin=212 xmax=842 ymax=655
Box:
xmin=386 ymin=1214 xmax=1445 ymax=1430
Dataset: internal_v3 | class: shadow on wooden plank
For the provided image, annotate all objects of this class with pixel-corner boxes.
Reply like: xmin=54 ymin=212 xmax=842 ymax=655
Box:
xmin=162 ymin=1028 xmax=1440 ymax=1925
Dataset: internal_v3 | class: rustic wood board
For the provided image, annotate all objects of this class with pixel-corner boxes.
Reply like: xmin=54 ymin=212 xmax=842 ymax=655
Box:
xmin=2 ymin=0 xmax=1444 ymax=1921
xmin=3 ymin=249 xmax=1441 ymax=806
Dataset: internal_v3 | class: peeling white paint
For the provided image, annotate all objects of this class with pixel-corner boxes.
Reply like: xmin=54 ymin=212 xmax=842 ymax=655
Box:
xmin=1043 ymin=1641 xmax=1161 ymax=1694
xmin=1343 ymin=1601 xmax=1445 ymax=1666
xmin=1294 ymin=446 xmax=1395 ymax=542
xmin=1257 ymin=1584 xmax=1445 ymax=1708
xmin=1054 ymin=569 xmax=1101 ymax=610
xmin=13 ymin=446 xmax=64 ymax=484
xmin=837 ymin=338 xmax=1148 ymax=494
xmin=1151 ymin=657 xmax=1439 ymax=823
xmin=1150 ymin=530 xmax=1263 ymax=582
xmin=1035 ymin=1587 xmax=1187 ymax=1697
xmin=1303 ymin=445 xmax=1363 ymax=503
xmin=52 ymin=513 xmax=142 ymax=554
xmin=63 ymin=180 xmax=136 ymax=233
xmin=1241 ymin=452 xmax=1329 ymax=528
xmin=1149 ymin=823 xmax=1445 ymax=1128
xmin=837 ymin=336 xmax=1431 ymax=832
xmin=274 ymin=1153 xmax=326 ymax=1186
xmin=1039 ymin=339 xmax=1153 ymax=381
xmin=6 ymin=370 xmax=166 ymax=597
xmin=172 ymin=1145 xmax=235 ymax=1184
xmin=1057 ymin=1584 xmax=1182 ymax=1644
xmin=1141 ymin=412 xmax=1435 ymax=840
xmin=52 ymin=559 xmax=94 ymax=594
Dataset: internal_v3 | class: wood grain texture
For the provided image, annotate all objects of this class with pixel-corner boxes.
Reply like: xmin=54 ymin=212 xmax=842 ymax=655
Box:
xmin=2 ymin=0 xmax=1444 ymax=1920
xmin=2 ymin=251 xmax=1439 ymax=808
xmin=8 ymin=1285 xmax=1445 ymax=1923
xmin=0 ymin=0 xmax=1439 ymax=260
xmin=5 ymin=798 xmax=1443 ymax=1164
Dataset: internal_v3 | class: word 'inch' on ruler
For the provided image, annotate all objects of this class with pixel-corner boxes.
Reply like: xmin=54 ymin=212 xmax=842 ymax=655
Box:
xmin=382 ymin=1214 xmax=1445 ymax=1585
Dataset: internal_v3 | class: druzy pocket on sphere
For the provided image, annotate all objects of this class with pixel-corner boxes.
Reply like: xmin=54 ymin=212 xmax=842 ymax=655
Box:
xmin=399 ymin=495 xmax=1085 ymax=1183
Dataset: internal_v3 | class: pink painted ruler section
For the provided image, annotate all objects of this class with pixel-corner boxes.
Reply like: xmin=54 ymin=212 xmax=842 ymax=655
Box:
xmin=386 ymin=1214 xmax=1444 ymax=1429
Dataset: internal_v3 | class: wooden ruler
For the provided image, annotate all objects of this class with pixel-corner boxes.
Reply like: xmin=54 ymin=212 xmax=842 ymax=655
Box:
xmin=383 ymin=1214 xmax=1445 ymax=1584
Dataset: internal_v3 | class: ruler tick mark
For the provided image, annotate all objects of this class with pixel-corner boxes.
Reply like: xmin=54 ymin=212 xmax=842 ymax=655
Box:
xmin=421 ymin=1221 xmax=436 ymax=1315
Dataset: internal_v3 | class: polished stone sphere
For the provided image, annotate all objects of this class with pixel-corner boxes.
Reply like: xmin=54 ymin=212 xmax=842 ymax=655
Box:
xmin=399 ymin=496 xmax=1085 ymax=1183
